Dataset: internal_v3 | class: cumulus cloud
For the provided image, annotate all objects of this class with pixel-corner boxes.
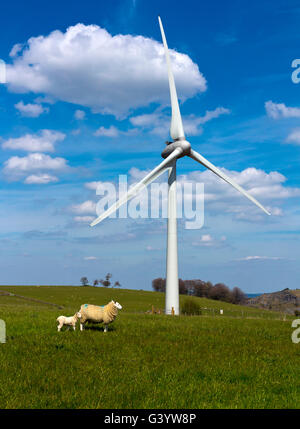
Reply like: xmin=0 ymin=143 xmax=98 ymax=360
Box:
xmin=129 ymin=165 xmax=300 ymax=220
xmin=2 ymin=129 xmax=65 ymax=152
xmin=94 ymin=125 xmax=119 ymax=137
xmin=9 ymin=43 xmax=23 ymax=57
xmin=84 ymin=256 xmax=98 ymax=260
xmin=178 ymin=166 xmax=300 ymax=220
xmin=94 ymin=125 xmax=138 ymax=137
xmin=265 ymin=100 xmax=300 ymax=119
xmin=24 ymin=174 xmax=58 ymax=184
xmin=85 ymin=181 xmax=109 ymax=191
xmin=71 ymin=200 xmax=96 ymax=215
xmin=6 ymin=23 xmax=206 ymax=117
xmin=130 ymin=107 xmax=230 ymax=137
xmin=179 ymin=167 xmax=300 ymax=201
xmin=74 ymin=109 xmax=85 ymax=120
xmin=78 ymin=164 xmax=299 ymax=224
xmin=3 ymin=153 xmax=68 ymax=180
xmin=286 ymin=129 xmax=300 ymax=145
xmin=15 ymin=101 xmax=49 ymax=117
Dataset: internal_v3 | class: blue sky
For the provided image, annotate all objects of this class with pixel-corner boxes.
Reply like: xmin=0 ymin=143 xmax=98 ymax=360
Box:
xmin=0 ymin=0 xmax=300 ymax=292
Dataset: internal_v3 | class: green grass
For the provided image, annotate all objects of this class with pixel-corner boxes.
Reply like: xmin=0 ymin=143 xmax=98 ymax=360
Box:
xmin=0 ymin=286 xmax=299 ymax=409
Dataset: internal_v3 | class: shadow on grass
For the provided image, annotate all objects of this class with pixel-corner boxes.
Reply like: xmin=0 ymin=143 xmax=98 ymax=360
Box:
xmin=84 ymin=324 xmax=116 ymax=332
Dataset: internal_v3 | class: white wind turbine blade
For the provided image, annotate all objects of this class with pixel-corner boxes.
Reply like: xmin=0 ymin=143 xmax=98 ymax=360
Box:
xmin=158 ymin=16 xmax=185 ymax=141
xmin=189 ymin=149 xmax=271 ymax=215
xmin=90 ymin=147 xmax=183 ymax=227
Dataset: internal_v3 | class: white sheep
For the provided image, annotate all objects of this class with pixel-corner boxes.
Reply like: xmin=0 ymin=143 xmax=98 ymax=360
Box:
xmin=56 ymin=312 xmax=81 ymax=332
xmin=79 ymin=300 xmax=122 ymax=333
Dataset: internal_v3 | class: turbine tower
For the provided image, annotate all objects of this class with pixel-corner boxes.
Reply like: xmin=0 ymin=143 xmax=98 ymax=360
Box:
xmin=90 ymin=17 xmax=270 ymax=315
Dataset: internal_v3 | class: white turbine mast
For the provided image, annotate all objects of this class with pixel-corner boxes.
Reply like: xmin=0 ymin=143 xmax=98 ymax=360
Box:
xmin=91 ymin=17 xmax=270 ymax=315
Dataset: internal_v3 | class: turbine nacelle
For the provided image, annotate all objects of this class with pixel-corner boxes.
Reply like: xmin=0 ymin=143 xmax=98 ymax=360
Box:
xmin=161 ymin=138 xmax=191 ymax=159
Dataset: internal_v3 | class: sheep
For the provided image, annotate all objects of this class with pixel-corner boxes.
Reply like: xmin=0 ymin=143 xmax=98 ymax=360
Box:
xmin=57 ymin=312 xmax=81 ymax=332
xmin=79 ymin=300 xmax=122 ymax=332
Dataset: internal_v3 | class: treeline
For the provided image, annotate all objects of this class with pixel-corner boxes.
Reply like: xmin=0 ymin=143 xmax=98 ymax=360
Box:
xmin=152 ymin=278 xmax=246 ymax=304
xmin=80 ymin=274 xmax=121 ymax=288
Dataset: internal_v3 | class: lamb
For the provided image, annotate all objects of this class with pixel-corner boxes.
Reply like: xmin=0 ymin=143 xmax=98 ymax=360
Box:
xmin=79 ymin=300 xmax=122 ymax=332
xmin=57 ymin=312 xmax=81 ymax=332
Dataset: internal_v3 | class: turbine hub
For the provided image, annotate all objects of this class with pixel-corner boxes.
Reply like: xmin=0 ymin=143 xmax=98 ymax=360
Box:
xmin=161 ymin=139 xmax=191 ymax=159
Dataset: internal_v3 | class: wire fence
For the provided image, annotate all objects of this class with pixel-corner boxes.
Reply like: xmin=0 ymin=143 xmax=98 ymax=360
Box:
xmin=141 ymin=305 xmax=292 ymax=321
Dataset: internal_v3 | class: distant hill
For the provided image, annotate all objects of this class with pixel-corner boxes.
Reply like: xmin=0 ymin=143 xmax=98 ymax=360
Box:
xmin=246 ymin=288 xmax=300 ymax=314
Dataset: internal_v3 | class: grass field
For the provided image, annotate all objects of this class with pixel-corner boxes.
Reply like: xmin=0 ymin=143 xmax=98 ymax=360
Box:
xmin=0 ymin=285 xmax=299 ymax=409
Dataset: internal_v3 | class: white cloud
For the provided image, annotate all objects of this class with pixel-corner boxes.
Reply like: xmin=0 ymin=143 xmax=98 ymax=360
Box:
xmin=6 ymin=23 xmax=206 ymax=117
xmin=3 ymin=153 xmax=68 ymax=180
xmin=265 ymin=101 xmax=300 ymax=119
xmin=238 ymin=256 xmax=283 ymax=261
xmin=85 ymin=181 xmax=100 ymax=190
xmin=2 ymin=129 xmax=65 ymax=152
xmin=71 ymin=200 xmax=96 ymax=215
xmin=94 ymin=125 xmax=138 ymax=137
xmin=24 ymin=174 xmax=58 ymax=184
xmin=9 ymin=43 xmax=23 ymax=57
xmin=94 ymin=125 xmax=119 ymax=137
xmin=128 ymin=167 xmax=151 ymax=183
xmin=286 ymin=129 xmax=300 ymax=145
xmin=15 ymin=101 xmax=49 ymax=117
xmin=85 ymin=181 xmax=109 ymax=191
xmin=74 ymin=216 xmax=94 ymax=223
xmin=74 ymin=109 xmax=85 ymax=120
xmin=130 ymin=107 xmax=230 ymax=137
xmin=178 ymin=166 xmax=300 ymax=220
xmin=130 ymin=164 xmax=300 ymax=220
xmin=191 ymin=234 xmax=226 ymax=247
xmin=84 ymin=256 xmax=98 ymax=260
xmin=34 ymin=95 xmax=55 ymax=105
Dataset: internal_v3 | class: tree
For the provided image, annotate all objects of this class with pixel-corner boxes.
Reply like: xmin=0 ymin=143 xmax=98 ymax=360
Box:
xmin=93 ymin=279 xmax=99 ymax=287
xmin=80 ymin=276 xmax=89 ymax=287
xmin=193 ymin=280 xmax=212 ymax=298
xmin=179 ymin=278 xmax=188 ymax=295
xmin=113 ymin=281 xmax=121 ymax=288
xmin=231 ymin=287 xmax=246 ymax=304
xmin=209 ymin=283 xmax=231 ymax=302
xmin=152 ymin=278 xmax=165 ymax=292
xmin=99 ymin=273 xmax=112 ymax=287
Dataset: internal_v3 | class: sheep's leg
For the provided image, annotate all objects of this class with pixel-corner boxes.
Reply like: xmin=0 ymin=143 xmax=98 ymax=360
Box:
xmin=80 ymin=323 xmax=84 ymax=331
xmin=104 ymin=325 xmax=108 ymax=333
xmin=57 ymin=325 xmax=61 ymax=332
xmin=73 ymin=325 xmax=76 ymax=331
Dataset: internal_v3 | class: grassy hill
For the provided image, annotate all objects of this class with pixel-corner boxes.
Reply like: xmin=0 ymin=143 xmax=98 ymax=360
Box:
xmin=0 ymin=285 xmax=299 ymax=409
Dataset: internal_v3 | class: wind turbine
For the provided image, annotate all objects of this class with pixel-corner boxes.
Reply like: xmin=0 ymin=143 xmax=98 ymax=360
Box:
xmin=90 ymin=17 xmax=270 ymax=315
